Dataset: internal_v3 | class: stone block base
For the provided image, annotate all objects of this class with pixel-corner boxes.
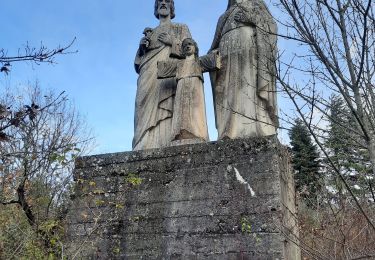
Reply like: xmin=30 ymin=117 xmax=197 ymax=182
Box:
xmin=65 ymin=136 xmax=301 ymax=259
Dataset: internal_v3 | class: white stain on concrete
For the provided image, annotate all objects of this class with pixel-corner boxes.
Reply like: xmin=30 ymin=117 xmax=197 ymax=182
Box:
xmin=234 ymin=167 xmax=256 ymax=197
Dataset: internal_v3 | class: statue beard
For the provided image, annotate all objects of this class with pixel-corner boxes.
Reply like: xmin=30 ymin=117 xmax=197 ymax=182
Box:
xmin=158 ymin=6 xmax=171 ymax=18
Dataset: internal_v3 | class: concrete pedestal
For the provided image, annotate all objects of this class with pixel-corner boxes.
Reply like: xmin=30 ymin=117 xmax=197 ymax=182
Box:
xmin=66 ymin=136 xmax=301 ymax=259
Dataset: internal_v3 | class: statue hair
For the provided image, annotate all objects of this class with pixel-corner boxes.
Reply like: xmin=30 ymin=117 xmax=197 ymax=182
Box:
xmin=182 ymin=38 xmax=199 ymax=58
xmin=227 ymin=0 xmax=236 ymax=9
xmin=154 ymin=0 xmax=176 ymax=19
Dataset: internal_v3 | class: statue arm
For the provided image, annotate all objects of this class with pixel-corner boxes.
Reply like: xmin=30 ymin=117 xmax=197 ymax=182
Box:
xmin=134 ymin=49 xmax=141 ymax=74
xmin=209 ymin=15 xmax=225 ymax=52
xmin=200 ymin=51 xmax=221 ymax=73
xmin=256 ymin=14 xmax=279 ymax=126
xmin=134 ymin=36 xmax=151 ymax=74
xmin=157 ymin=60 xmax=178 ymax=79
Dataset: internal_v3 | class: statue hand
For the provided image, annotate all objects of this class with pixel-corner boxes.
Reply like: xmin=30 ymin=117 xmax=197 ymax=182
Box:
xmin=158 ymin=32 xmax=173 ymax=46
xmin=140 ymin=37 xmax=150 ymax=47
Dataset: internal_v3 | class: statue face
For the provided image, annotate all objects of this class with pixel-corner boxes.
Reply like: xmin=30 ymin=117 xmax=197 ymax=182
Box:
xmin=143 ymin=27 xmax=153 ymax=37
xmin=182 ymin=39 xmax=196 ymax=57
xmin=157 ymin=0 xmax=172 ymax=18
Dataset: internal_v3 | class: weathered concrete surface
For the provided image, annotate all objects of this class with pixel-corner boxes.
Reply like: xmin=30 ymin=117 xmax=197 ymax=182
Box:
xmin=65 ymin=136 xmax=301 ymax=259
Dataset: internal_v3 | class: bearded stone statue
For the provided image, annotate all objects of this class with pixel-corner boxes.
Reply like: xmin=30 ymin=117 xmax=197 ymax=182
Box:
xmin=133 ymin=0 xmax=192 ymax=150
xmin=209 ymin=0 xmax=278 ymax=140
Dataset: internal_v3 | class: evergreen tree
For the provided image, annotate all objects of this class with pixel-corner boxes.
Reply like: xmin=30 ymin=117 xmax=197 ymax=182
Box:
xmin=325 ymin=95 xmax=373 ymax=199
xmin=325 ymin=95 xmax=365 ymax=169
xmin=289 ymin=118 xmax=322 ymax=207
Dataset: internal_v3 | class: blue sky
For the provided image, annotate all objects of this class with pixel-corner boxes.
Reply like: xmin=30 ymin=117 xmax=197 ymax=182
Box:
xmin=1 ymin=0 xmax=292 ymax=154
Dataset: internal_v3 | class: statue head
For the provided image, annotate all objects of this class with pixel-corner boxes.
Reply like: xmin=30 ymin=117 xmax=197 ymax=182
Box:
xmin=154 ymin=0 xmax=175 ymax=20
xmin=182 ymin=38 xmax=199 ymax=58
xmin=227 ymin=0 xmax=246 ymax=9
xmin=143 ymin=27 xmax=153 ymax=38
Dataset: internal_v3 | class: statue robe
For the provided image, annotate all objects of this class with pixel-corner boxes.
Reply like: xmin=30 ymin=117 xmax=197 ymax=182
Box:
xmin=209 ymin=0 xmax=278 ymax=139
xmin=157 ymin=53 xmax=220 ymax=145
xmin=133 ymin=23 xmax=191 ymax=150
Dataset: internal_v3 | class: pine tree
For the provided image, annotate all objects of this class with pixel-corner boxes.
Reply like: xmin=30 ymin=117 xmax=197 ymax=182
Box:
xmin=326 ymin=95 xmax=362 ymax=169
xmin=289 ymin=118 xmax=322 ymax=207
xmin=325 ymin=95 xmax=373 ymax=199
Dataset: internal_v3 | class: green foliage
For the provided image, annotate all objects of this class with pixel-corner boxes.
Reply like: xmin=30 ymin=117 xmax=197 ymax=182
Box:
xmin=92 ymin=189 xmax=105 ymax=195
xmin=22 ymin=241 xmax=46 ymax=260
xmin=289 ymin=118 xmax=322 ymax=207
xmin=113 ymin=247 xmax=121 ymax=254
xmin=325 ymin=95 xmax=373 ymax=198
xmin=0 ymin=86 xmax=92 ymax=259
xmin=125 ymin=173 xmax=143 ymax=187
xmin=130 ymin=215 xmax=146 ymax=222
xmin=326 ymin=96 xmax=363 ymax=171
xmin=240 ymin=217 xmax=261 ymax=243
xmin=49 ymin=144 xmax=81 ymax=166
xmin=39 ymin=220 xmax=65 ymax=258
xmin=107 ymin=201 xmax=125 ymax=209
xmin=0 ymin=205 xmax=62 ymax=260
xmin=241 ymin=217 xmax=252 ymax=234
xmin=95 ymin=199 xmax=106 ymax=206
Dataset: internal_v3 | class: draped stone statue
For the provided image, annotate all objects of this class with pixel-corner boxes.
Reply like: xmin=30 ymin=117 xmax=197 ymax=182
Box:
xmin=157 ymin=38 xmax=221 ymax=145
xmin=209 ymin=0 xmax=278 ymax=140
xmin=133 ymin=0 xmax=191 ymax=150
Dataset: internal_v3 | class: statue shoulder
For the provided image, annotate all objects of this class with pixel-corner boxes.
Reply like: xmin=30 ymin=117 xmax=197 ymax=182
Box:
xmin=250 ymin=1 xmax=274 ymax=19
xmin=172 ymin=23 xmax=190 ymax=31
xmin=216 ymin=9 xmax=234 ymax=29
xmin=140 ymin=26 xmax=157 ymax=34
xmin=241 ymin=1 xmax=277 ymax=31
xmin=216 ymin=12 xmax=226 ymax=26
xmin=171 ymin=23 xmax=191 ymax=37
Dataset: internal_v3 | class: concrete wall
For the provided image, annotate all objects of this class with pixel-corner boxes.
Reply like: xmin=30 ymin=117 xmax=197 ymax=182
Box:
xmin=65 ymin=136 xmax=301 ymax=259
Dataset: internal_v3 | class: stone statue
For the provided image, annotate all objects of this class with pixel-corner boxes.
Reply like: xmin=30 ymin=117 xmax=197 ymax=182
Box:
xmin=133 ymin=0 xmax=192 ymax=150
xmin=157 ymin=38 xmax=221 ymax=145
xmin=138 ymin=27 xmax=153 ymax=57
xmin=209 ymin=0 xmax=278 ymax=140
